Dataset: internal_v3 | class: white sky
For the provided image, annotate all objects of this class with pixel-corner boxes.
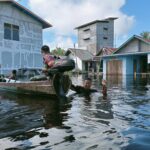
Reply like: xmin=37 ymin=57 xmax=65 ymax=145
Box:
xmin=28 ymin=0 xmax=135 ymax=49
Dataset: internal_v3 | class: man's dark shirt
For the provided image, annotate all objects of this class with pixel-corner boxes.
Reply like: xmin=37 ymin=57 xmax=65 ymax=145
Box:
xmin=71 ymin=84 xmax=97 ymax=96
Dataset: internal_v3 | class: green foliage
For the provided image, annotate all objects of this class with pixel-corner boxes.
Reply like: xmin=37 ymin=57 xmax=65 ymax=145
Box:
xmin=140 ymin=31 xmax=150 ymax=40
xmin=51 ymin=47 xmax=65 ymax=56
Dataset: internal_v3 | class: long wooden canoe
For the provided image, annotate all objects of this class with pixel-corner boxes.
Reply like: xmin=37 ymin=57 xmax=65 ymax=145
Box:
xmin=0 ymin=80 xmax=55 ymax=95
xmin=0 ymin=74 xmax=71 ymax=97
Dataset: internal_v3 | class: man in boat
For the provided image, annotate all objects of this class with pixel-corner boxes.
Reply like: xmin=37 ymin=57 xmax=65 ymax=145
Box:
xmin=8 ymin=69 xmax=17 ymax=80
xmin=41 ymin=45 xmax=59 ymax=76
xmin=31 ymin=45 xmax=74 ymax=82
xmin=70 ymin=77 xmax=97 ymax=96
xmin=0 ymin=74 xmax=6 ymax=82
xmin=40 ymin=45 xmax=75 ymax=98
xmin=41 ymin=45 xmax=75 ymax=77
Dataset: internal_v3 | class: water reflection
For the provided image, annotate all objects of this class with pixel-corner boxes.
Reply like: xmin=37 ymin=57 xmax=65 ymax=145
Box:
xmin=106 ymin=74 xmax=149 ymax=89
xmin=0 ymin=92 xmax=72 ymax=142
xmin=106 ymin=75 xmax=123 ymax=87
xmin=81 ymin=95 xmax=113 ymax=126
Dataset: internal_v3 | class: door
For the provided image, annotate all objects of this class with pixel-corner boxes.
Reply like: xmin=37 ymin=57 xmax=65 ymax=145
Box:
xmin=107 ymin=60 xmax=122 ymax=75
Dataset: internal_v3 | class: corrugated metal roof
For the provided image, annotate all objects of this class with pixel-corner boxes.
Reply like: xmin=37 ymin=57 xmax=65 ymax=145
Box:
xmin=67 ymin=48 xmax=93 ymax=61
xmin=92 ymin=47 xmax=116 ymax=61
xmin=0 ymin=0 xmax=52 ymax=29
xmin=96 ymin=47 xmax=117 ymax=56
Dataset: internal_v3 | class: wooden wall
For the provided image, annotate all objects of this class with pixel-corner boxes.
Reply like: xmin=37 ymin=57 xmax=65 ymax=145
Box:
xmin=106 ymin=60 xmax=122 ymax=75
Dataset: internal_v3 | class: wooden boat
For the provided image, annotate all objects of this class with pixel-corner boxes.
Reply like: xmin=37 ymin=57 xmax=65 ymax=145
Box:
xmin=0 ymin=74 xmax=72 ymax=97
xmin=0 ymin=58 xmax=75 ymax=97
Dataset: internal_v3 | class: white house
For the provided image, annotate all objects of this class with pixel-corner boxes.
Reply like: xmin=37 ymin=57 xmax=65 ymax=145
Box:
xmin=66 ymin=48 xmax=93 ymax=72
xmin=0 ymin=0 xmax=52 ymax=74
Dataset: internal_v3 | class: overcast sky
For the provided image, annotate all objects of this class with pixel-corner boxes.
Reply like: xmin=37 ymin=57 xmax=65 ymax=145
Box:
xmin=16 ymin=0 xmax=150 ymax=50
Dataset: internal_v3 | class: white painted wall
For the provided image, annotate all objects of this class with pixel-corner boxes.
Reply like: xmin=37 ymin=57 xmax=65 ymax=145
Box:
xmin=0 ymin=2 xmax=43 ymax=74
xmin=68 ymin=53 xmax=83 ymax=71
xmin=76 ymin=57 xmax=82 ymax=70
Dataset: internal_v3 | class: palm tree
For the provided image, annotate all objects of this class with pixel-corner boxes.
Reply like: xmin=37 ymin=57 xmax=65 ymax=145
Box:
xmin=140 ymin=31 xmax=150 ymax=40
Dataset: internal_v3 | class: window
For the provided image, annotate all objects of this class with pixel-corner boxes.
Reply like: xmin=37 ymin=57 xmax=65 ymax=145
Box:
xmin=103 ymin=37 xmax=108 ymax=40
xmin=12 ymin=25 xmax=19 ymax=41
xmin=4 ymin=23 xmax=11 ymax=40
xmin=103 ymin=27 xmax=108 ymax=31
xmin=83 ymin=28 xmax=90 ymax=32
xmin=4 ymin=23 xmax=19 ymax=41
xmin=84 ymin=37 xmax=90 ymax=40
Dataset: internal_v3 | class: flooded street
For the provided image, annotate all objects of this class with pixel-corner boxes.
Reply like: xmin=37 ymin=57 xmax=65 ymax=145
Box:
xmin=0 ymin=75 xmax=150 ymax=150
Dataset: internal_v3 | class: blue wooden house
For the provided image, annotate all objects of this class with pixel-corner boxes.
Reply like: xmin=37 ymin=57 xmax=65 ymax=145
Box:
xmin=102 ymin=35 xmax=150 ymax=76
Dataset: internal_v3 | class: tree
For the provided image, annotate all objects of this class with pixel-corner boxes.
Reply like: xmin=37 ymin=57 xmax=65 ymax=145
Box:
xmin=140 ymin=31 xmax=150 ymax=40
xmin=51 ymin=47 xmax=65 ymax=56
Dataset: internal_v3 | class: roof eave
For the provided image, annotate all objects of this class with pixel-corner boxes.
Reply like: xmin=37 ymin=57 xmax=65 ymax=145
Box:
xmin=75 ymin=20 xmax=108 ymax=29
xmin=2 ymin=0 xmax=52 ymax=29
xmin=113 ymin=35 xmax=150 ymax=54
xmin=102 ymin=51 xmax=150 ymax=58
xmin=75 ymin=17 xmax=118 ymax=29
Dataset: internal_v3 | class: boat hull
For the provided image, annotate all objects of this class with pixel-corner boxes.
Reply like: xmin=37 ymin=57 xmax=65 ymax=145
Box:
xmin=0 ymin=74 xmax=71 ymax=97
xmin=0 ymin=80 xmax=56 ymax=96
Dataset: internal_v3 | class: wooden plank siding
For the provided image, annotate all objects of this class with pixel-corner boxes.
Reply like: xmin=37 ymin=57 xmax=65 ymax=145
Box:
xmin=106 ymin=60 xmax=122 ymax=75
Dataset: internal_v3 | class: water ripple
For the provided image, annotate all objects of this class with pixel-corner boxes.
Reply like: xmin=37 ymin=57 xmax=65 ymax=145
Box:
xmin=0 ymin=75 xmax=150 ymax=150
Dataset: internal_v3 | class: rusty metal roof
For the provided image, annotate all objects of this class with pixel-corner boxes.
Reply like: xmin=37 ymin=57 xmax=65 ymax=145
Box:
xmin=96 ymin=47 xmax=117 ymax=56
